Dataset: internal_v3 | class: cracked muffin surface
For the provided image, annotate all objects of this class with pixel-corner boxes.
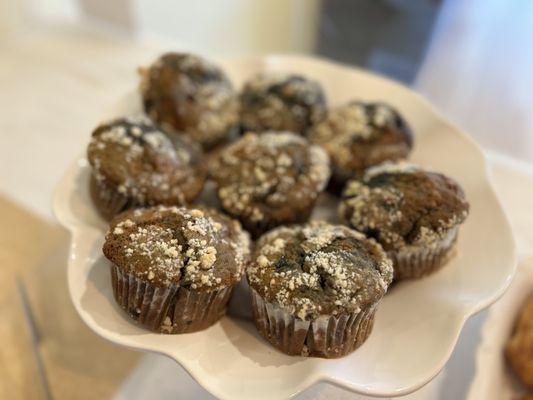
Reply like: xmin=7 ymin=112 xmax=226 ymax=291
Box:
xmin=247 ymin=221 xmax=392 ymax=320
xmin=104 ymin=205 xmax=250 ymax=290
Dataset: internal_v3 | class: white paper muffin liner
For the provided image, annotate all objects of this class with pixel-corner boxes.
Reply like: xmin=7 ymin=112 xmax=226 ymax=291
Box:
xmin=250 ymin=288 xmax=376 ymax=358
xmin=390 ymin=227 xmax=458 ymax=280
xmin=111 ymin=264 xmax=234 ymax=333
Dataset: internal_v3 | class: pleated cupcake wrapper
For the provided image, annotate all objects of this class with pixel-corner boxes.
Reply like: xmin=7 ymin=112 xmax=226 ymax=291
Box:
xmin=250 ymin=288 xmax=376 ymax=358
xmin=390 ymin=227 xmax=458 ymax=280
xmin=90 ymin=174 xmax=140 ymax=220
xmin=111 ymin=264 xmax=234 ymax=334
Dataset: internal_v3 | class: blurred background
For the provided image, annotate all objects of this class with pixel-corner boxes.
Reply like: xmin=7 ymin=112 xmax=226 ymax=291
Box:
xmin=1 ymin=1 xmax=533 ymax=399
xmin=2 ymin=0 xmax=532 ymax=177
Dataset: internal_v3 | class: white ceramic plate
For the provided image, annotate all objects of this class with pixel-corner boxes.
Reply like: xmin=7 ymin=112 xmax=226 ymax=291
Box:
xmin=467 ymin=259 xmax=533 ymax=400
xmin=53 ymin=55 xmax=516 ymax=400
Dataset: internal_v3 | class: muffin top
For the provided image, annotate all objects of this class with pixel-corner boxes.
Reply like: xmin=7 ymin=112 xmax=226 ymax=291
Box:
xmin=247 ymin=221 xmax=392 ymax=320
xmin=240 ymin=72 xmax=326 ymax=134
xmin=140 ymin=52 xmax=238 ymax=148
xmin=339 ymin=163 xmax=469 ymax=251
xmin=308 ymin=101 xmax=413 ymax=179
xmin=87 ymin=116 xmax=206 ymax=205
xmin=103 ymin=206 xmax=250 ymax=290
xmin=211 ymin=132 xmax=330 ymax=226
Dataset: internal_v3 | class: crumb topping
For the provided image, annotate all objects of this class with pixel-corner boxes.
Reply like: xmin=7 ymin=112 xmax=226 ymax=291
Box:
xmin=308 ymin=101 xmax=413 ymax=178
xmin=247 ymin=221 xmax=392 ymax=320
xmin=240 ymin=72 xmax=326 ymax=134
xmin=103 ymin=205 xmax=250 ymax=289
xmin=140 ymin=52 xmax=238 ymax=148
xmin=211 ymin=132 xmax=330 ymax=225
xmin=339 ymin=163 xmax=469 ymax=251
xmin=87 ymin=117 xmax=206 ymax=205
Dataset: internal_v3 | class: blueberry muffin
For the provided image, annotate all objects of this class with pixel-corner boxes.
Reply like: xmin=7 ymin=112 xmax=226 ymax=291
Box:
xmin=247 ymin=221 xmax=392 ymax=358
xmin=210 ymin=132 xmax=330 ymax=237
xmin=506 ymin=294 xmax=533 ymax=392
xmin=87 ymin=116 xmax=207 ymax=220
xmin=339 ymin=163 xmax=469 ymax=280
xmin=240 ymin=72 xmax=326 ymax=134
xmin=140 ymin=52 xmax=239 ymax=149
xmin=308 ymin=101 xmax=413 ymax=191
xmin=103 ymin=206 xmax=250 ymax=333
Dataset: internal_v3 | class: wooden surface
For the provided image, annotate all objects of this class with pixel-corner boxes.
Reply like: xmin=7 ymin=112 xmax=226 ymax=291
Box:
xmin=0 ymin=197 xmax=139 ymax=399
xmin=0 ymin=195 xmax=140 ymax=399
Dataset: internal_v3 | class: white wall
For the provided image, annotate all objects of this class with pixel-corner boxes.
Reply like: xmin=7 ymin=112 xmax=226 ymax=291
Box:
xmin=0 ymin=0 xmax=79 ymax=35
xmin=134 ymin=0 xmax=321 ymax=55
xmin=26 ymin=0 xmax=79 ymax=22
xmin=1 ymin=0 xmax=321 ymax=55
xmin=80 ymin=0 xmax=322 ymax=55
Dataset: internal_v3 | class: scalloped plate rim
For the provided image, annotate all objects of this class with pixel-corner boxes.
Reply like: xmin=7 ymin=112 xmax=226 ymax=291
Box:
xmin=53 ymin=54 xmax=517 ymax=400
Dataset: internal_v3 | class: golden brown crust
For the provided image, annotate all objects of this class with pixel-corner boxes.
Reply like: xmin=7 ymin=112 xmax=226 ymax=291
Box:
xmin=247 ymin=221 xmax=392 ymax=320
